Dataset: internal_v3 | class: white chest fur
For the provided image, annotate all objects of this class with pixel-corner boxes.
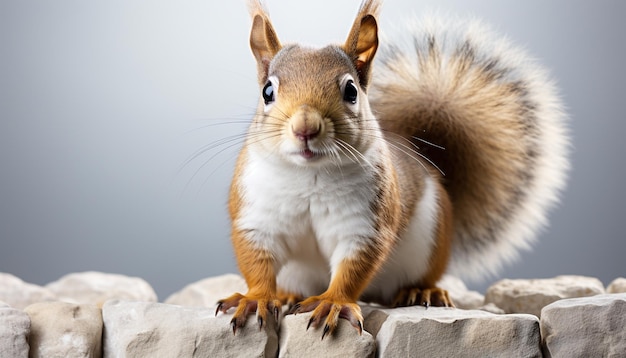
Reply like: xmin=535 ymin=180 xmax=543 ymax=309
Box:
xmin=235 ymin=150 xmax=439 ymax=299
xmin=237 ymin=152 xmax=378 ymax=263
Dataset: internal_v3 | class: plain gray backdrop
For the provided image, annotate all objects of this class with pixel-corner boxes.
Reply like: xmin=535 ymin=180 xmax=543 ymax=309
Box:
xmin=1 ymin=0 xmax=624 ymax=300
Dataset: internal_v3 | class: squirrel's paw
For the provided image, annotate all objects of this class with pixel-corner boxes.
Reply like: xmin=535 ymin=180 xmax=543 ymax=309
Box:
xmin=287 ymin=295 xmax=363 ymax=339
xmin=392 ymin=286 xmax=455 ymax=308
xmin=215 ymin=292 xmax=282 ymax=334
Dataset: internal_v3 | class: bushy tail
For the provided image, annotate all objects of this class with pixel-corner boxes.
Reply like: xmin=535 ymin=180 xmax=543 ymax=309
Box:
xmin=369 ymin=15 xmax=569 ymax=280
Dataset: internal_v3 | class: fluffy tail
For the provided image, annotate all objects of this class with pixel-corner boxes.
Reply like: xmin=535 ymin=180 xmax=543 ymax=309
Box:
xmin=369 ymin=15 xmax=570 ymax=280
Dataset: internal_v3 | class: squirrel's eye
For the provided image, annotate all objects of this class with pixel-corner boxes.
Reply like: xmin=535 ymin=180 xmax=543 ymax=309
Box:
xmin=343 ymin=79 xmax=358 ymax=104
xmin=262 ymin=81 xmax=275 ymax=105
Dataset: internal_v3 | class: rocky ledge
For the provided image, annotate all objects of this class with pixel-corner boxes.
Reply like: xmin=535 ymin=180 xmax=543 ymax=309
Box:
xmin=1 ymin=272 xmax=625 ymax=357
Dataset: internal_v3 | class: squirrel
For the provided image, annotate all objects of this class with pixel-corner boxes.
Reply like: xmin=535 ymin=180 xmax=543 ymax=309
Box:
xmin=215 ymin=0 xmax=569 ymax=338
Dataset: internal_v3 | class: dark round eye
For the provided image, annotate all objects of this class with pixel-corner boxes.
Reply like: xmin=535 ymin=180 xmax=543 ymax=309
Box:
xmin=262 ymin=80 xmax=275 ymax=105
xmin=343 ymin=79 xmax=358 ymax=104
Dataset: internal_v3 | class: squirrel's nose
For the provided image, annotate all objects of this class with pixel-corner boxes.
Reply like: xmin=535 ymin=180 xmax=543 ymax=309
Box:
xmin=292 ymin=124 xmax=320 ymax=142
xmin=290 ymin=106 xmax=323 ymax=142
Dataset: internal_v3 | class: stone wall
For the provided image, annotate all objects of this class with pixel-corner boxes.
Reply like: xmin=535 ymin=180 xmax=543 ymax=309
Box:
xmin=1 ymin=271 xmax=625 ymax=357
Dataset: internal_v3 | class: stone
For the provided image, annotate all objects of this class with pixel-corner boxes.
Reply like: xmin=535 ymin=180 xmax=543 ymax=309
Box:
xmin=24 ymin=301 xmax=102 ymax=358
xmin=46 ymin=271 xmax=157 ymax=306
xmin=364 ymin=306 xmax=542 ymax=357
xmin=607 ymin=277 xmax=626 ymax=293
xmin=484 ymin=275 xmax=605 ymax=317
xmin=540 ymin=293 xmax=626 ymax=357
xmin=437 ymin=274 xmax=485 ymax=310
xmin=0 ymin=301 xmax=30 ymax=358
xmin=102 ymin=300 xmax=278 ymax=358
xmin=279 ymin=313 xmax=375 ymax=358
xmin=165 ymin=273 xmax=247 ymax=308
xmin=0 ymin=272 xmax=57 ymax=309
xmin=479 ymin=302 xmax=506 ymax=314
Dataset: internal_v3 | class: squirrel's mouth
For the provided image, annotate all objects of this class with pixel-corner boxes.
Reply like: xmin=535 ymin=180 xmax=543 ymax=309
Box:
xmin=300 ymin=148 xmax=317 ymax=160
xmin=287 ymin=146 xmax=323 ymax=163
xmin=283 ymin=140 xmax=328 ymax=165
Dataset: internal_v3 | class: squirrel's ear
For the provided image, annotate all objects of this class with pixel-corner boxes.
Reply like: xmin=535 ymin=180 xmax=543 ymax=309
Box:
xmin=249 ymin=1 xmax=281 ymax=84
xmin=344 ymin=1 xmax=380 ymax=89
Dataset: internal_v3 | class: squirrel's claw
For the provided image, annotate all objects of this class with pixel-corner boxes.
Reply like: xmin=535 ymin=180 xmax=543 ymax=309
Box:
xmin=290 ymin=295 xmax=363 ymax=339
xmin=216 ymin=292 xmax=282 ymax=334
xmin=392 ymin=286 xmax=455 ymax=308
xmin=216 ymin=293 xmax=244 ymax=314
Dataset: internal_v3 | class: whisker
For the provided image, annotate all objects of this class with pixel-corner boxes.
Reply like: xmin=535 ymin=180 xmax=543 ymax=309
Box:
xmin=195 ymin=149 xmax=239 ymax=196
xmin=334 ymin=138 xmax=375 ymax=170
xmin=184 ymin=120 xmax=250 ymax=134
xmin=181 ymin=128 xmax=283 ymax=194
xmin=334 ymin=128 xmax=446 ymax=176
xmin=179 ymin=131 xmax=257 ymax=174
xmin=183 ymin=136 xmax=245 ymax=193
xmin=322 ymin=142 xmax=343 ymax=171
xmin=334 ymin=116 xmax=446 ymax=152
xmin=411 ymin=136 xmax=446 ymax=150
xmin=388 ymin=134 xmax=446 ymax=176
xmin=333 ymin=139 xmax=360 ymax=166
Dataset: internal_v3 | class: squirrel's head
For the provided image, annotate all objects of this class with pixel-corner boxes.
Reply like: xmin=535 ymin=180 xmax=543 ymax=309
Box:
xmin=246 ymin=0 xmax=381 ymax=168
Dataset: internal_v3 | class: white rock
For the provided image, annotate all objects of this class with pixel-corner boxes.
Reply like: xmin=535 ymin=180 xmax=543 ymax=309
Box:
xmin=279 ymin=313 xmax=375 ymax=358
xmin=484 ymin=275 xmax=605 ymax=317
xmin=165 ymin=273 xmax=247 ymax=308
xmin=364 ymin=306 xmax=541 ymax=357
xmin=437 ymin=275 xmax=485 ymax=309
xmin=607 ymin=277 xmax=626 ymax=293
xmin=541 ymin=293 xmax=626 ymax=357
xmin=0 ymin=302 xmax=30 ymax=358
xmin=0 ymin=272 xmax=57 ymax=309
xmin=25 ymin=301 xmax=102 ymax=358
xmin=479 ymin=302 xmax=505 ymax=314
xmin=102 ymin=300 xmax=278 ymax=358
xmin=46 ymin=271 xmax=157 ymax=306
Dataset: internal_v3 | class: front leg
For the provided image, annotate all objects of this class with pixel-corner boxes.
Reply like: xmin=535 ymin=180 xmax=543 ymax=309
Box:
xmin=288 ymin=156 xmax=402 ymax=338
xmin=215 ymin=229 xmax=282 ymax=334
xmin=288 ymin=245 xmax=383 ymax=339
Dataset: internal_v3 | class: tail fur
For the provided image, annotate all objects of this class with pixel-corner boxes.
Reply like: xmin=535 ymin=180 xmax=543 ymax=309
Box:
xmin=370 ymin=15 xmax=570 ymax=280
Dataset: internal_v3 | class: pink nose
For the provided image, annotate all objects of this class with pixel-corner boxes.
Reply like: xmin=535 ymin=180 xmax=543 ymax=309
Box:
xmin=292 ymin=125 xmax=320 ymax=142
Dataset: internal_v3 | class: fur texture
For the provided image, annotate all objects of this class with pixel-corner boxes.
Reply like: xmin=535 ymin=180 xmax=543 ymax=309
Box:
xmin=218 ymin=0 xmax=569 ymax=335
xmin=370 ymin=14 xmax=570 ymax=280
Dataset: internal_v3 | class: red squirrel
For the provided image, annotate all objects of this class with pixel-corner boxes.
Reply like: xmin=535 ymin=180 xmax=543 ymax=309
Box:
xmin=215 ymin=0 xmax=569 ymax=338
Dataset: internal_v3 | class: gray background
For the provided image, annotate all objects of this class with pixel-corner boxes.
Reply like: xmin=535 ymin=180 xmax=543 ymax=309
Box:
xmin=1 ymin=0 xmax=624 ymax=300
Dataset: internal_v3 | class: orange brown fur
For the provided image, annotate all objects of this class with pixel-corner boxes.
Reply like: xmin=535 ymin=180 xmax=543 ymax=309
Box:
xmin=217 ymin=0 xmax=569 ymax=338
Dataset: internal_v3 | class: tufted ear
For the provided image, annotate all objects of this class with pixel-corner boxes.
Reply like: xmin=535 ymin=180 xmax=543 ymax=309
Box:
xmin=343 ymin=0 xmax=380 ymax=89
xmin=248 ymin=1 xmax=282 ymax=84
